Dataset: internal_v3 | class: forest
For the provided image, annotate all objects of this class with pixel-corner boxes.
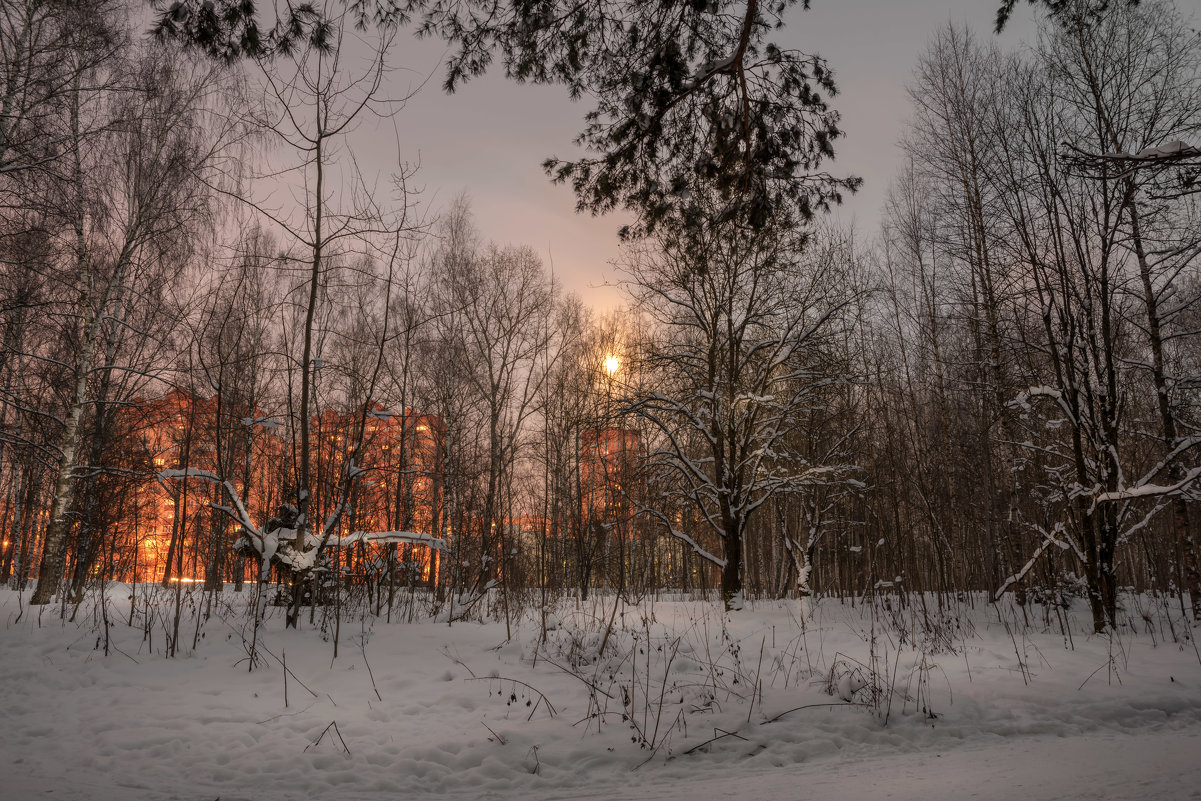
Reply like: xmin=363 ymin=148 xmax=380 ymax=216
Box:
xmin=1 ymin=0 xmax=1200 ymax=638
xmin=3 ymin=2 xmax=1201 ymax=799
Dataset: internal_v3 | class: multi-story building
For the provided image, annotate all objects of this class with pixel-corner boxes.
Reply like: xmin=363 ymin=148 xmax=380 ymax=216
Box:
xmin=580 ymin=427 xmax=641 ymax=520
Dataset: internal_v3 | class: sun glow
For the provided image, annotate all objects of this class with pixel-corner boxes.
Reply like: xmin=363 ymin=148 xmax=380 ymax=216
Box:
xmin=603 ymin=354 xmax=620 ymax=376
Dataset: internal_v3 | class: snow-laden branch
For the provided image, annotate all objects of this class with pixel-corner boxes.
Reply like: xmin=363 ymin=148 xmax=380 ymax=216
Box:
xmin=1089 ymin=466 xmax=1201 ymax=511
xmin=993 ymin=523 xmax=1072 ymax=602
xmin=332 ymin=530 xmax=446 ymax=549
xmin=157 ymin=468 xmax=222 ymax=482
xmin=160 ymin=468 xmax=442 ymax=581
xmin=637 ymin=504 xmax=726 ymax=568
xmin=1098 ymin=140 xmax=1200 ymax=162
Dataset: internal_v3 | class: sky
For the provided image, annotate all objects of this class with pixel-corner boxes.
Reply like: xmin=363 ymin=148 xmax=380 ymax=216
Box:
xmin=359 ymin=1 xmax=1041 ymax=313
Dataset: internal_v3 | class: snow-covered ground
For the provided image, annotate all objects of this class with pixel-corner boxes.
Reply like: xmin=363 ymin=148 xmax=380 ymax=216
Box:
xmin=1 ymin=587 xmax=1199 ymax=801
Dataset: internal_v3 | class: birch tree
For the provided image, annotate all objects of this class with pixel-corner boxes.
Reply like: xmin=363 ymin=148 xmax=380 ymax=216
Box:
xmin=30 ymin=43 xmax=225 ymax=604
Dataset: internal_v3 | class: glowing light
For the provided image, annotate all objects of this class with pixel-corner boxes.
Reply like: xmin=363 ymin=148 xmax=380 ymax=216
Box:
xmin=603 ymin=354 xmax=620 ymax=376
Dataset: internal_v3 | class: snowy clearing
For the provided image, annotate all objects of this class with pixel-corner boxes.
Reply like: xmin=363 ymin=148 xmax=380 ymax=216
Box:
xmin=1 ymin=588 xmax=1199 ymax=801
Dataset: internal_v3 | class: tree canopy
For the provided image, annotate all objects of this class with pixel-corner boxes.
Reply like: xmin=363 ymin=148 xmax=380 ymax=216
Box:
xmin=151 ymin=0 xmax=858 ymax=235
xmin=993 ymin=0 xmax=1140 ymax=31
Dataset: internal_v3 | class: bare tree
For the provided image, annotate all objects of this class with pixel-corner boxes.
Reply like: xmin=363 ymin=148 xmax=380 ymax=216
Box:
xmin=989 ymin=2 xmax=1201 ymax=630
xmin=1050 ymin=0 xmax=1201 ymax=619
xmin=425 ymin=199 xmax=557 ymax=628
xmin=30 ymin=41 xmax=227 ymax=605
xmin=0 ymin=0 xmax=120 ymax=177
xmin=188 ymin=10 xmax=420 ymax=626
xmin=624 ymin=212 xmax=860 ymax=609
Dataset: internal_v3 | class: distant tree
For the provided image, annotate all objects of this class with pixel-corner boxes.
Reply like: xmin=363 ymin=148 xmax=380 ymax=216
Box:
xmin=535 ymin=298 xmax=594 ymax=598
xmin=900 ymin=24 xmax=1035 ymax=602
xmin=425 ymin=200 xmax=556 ymax=629
xmin=188 ymin=226 xmax=283 ymax=591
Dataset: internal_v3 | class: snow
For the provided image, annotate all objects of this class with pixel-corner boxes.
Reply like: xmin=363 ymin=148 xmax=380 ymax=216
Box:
xmin=331 ymin=530 xmax=446 ymax=549
xmin=0 ymin=589 xmax=1198 ymax=801
xmin=1103 ymin=140 xmax=1200 ymax=160
xmin=1091 ymin=465 xmax=1201 ymax=507
xmin=156 ymin=468 xmax=221 ymax=482
xmin=1011 ymin=385 xmax=1063 ymax=413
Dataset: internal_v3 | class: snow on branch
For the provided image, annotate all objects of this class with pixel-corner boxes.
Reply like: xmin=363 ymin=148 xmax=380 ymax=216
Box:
xmin=637 ymin=505 xmax=725 ymax=568
xmin=1011 ymin=385 xmax=1062 ymax=411
xmin=332 ymin=530 xmax=446 ymax=549
xmin=1063 ymin=140 xmax=1201 ymax=197
xmin=1011 ymin=385 xmax=1077 ymax=427
xmin=993 ymin=524 xmax=1072 ymax=602
xmin=157 ymin=468 xmax=222 ymax=482
xmin=666 ymin=527 xmax=725 ymax=568
xmin=1090 ymin=466 xmax=1201 ymax=511
xmin=1098 ymin=140 xmax=1200 ymax=162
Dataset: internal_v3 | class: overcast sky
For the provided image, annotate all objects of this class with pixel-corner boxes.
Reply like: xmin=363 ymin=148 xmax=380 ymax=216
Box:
xmin=360 ymin=1 xmax=1040 ymax=312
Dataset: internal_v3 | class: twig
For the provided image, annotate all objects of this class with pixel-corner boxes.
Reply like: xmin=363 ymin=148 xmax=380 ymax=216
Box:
xmin=764 ymin=702 xmax=868 ymax=724
xmin=256 ymin=699 xmax=319 ymax=725
xmin=465 ymin=676 xmax=557 ymax=717
xmin=596 ymin=589 xmax=623 ymax=663
xmin=439 ymin=645 xmax=478 ymax=679
xmin=109 ymin=642 xmax=140 ymax=664
xmin=214 ymin=615 xmax=318 ymax=698
xmin=571 ymin=710 xmax=628 ymax=727
xmin=539 ymin=654 xmax=615 ymax=699
xmin=634 ymin=708 xmax=686 ymax=770
xmin=681 ymin=727 xmax=748 ymax=755
xmin=481 ymin=721 xmax=507 ymax=745
xmin=650 ymin=638 xmax=680 ymax=748
xmin=305 ymin=720 xmax=351 ymax=756
xmin=747 ymin=635 xmax=765 ymax=725
xmin=361 ymin=639 xmax=382 ymax=702
xmin=1078 ymin=653 xmax=1120 ymax=691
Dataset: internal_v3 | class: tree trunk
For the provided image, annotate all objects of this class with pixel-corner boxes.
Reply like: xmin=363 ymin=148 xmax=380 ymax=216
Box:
xmin=721 ymin=528 xmax=743 ymax=610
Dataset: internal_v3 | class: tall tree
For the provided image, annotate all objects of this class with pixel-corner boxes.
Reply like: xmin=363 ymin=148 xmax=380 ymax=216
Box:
xmin=987 ymin=2 xmax=1201 ymax=630
xmin=0 ymin=0 xmax=120 ymax=176
xmin=1050 ymin=0 xmax=1201 ymax=619
xmin=625 ymin=211 xmax=858 ymax=609
xmin=202 ymin=10 xmax=417 ymax=625
xmin=426 ymin=200 xmax=556 ymax=622
xmin=30 ymin=40 xmax=225 ymax=605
